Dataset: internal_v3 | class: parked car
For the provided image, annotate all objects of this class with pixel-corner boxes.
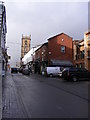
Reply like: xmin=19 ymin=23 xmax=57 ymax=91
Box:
xmin=18 ymin=67 xmax=23 ymax=73
xmin=22 ymin=68 xmax=30 ymax=75
xmin=11 ymin=67 xmax=18 ymax=73
xmin=62 ymin=67 xmax=90 ymax=82
xmin=46 ymin=67 xmax=62 ymax=77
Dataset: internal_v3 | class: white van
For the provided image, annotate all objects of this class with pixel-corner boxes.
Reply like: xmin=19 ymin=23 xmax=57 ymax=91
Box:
xmin=46 ymin=67 xmax=62 ymax=77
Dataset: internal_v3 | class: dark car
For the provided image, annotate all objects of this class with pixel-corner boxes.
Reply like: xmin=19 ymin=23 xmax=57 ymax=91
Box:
xmin=22 ymin=68 xmax=30 ymax=75
xmin=11 ymin=68 xmax=18 ymax=73
xmin=18 ymin=67 xmax=23 ymax=73
xmin=62 ymin=67 xmax=90 ymax=82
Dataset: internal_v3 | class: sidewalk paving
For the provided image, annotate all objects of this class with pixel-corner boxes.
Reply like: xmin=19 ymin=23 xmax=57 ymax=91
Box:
xmin=2 ymin=71 xmax=28 ymax=118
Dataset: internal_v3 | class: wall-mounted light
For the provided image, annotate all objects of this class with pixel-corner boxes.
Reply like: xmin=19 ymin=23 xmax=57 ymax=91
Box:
xmin=42 ymin=52 xmax=44 ymax=55
xmin=49 ymin=52 xmax=51 ymax=55
xmin=62 ymin=39 xmax=64 ymax=41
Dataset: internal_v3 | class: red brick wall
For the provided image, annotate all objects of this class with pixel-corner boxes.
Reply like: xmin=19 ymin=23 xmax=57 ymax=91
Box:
xmin=35 ymin=49 xmax=41 ymax=61
xmin=48 ymin=33 xmax=73 ymax=64
xmin=41 ymin=44 xmax=48 ymax=61
xmin=35 ymin=43 xmax=48 ymax=62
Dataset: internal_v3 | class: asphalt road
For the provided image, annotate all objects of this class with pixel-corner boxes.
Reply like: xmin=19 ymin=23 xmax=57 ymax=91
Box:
xmin=2 ymin=71 xmax=89 ymax=118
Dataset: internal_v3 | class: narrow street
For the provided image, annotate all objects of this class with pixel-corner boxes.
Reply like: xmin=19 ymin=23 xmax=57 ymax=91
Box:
xmin=2 ymin=71 xmax=88 ymax=118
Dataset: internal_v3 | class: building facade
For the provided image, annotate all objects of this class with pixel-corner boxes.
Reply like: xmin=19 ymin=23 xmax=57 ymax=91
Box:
xmin=73 ymin=31 xmax=90 ymax=71
xmin=22 ymin=33 xmax=74 ymax=74
xmin=22 ymin=32 xmax=90 ymax=73
xmin=84 ymin=31 xmax=90 ymax=71
xmin=34 ymin=42 xmax=48 ymax=73
xmin=33 ymin=33 xmax=73 ymax=73
xmin=73 ymin=40 xmax=85 ymax=68
xmin=0 ymin=2 xmax=7 ymax=119
xmin=22 ymin=45 xmax=42 ymax=72
xmin=0 ymin=2 xmax=7 ymax=76
xmin=48 ymin=33 xmax=73 ymax=67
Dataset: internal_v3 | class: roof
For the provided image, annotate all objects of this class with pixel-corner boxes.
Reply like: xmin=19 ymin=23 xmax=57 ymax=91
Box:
xmin=35 ymin=42 xmax=48 ymax=52
xmin=48 ymin=32 xmax=73 ymax=41
xmin=51 ymin=59 xmax=73 ymax=67
xmin=41 ymin=42 xmax=48 ymax=47
xmin=85 ymin=30 xmax=90 ymax=35
xmin=73 ymin=40 xmax=80 ymax=42
xmin=79 ymin=39 xmax=84 ymax=43
xmin=73 ymin=39 xmax=84 ymax=45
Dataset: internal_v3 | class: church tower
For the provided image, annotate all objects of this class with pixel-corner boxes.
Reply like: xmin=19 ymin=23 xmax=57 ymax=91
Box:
xmin=21 ymin=34 xmax=31 ymax=60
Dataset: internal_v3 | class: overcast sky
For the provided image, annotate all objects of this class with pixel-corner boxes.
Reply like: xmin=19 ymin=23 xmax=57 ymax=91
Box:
xmin=4 ymin=0 xmax=88 ymax=67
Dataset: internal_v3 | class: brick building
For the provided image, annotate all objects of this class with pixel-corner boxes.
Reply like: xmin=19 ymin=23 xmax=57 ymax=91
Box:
xmin=34 ymin=42 xmax=48 ymax=73
xmin=33 ymin=32 xmax=73 ymax=73
xmin=48 ymin=32 xmax=73 ymax=67
xmin=22 ymin=31 xmax=90 ymax=73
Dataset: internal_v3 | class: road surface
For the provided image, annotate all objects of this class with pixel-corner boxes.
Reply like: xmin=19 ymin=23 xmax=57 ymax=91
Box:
xmin=2 ymin=71 xmax=89 ymax=118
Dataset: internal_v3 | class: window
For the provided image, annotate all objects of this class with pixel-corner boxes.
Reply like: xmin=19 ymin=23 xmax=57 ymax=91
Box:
xmin=25 ymin=40 xmax=27 ymax=45
xmin=61 ymin=46 xmax=65 ymax=53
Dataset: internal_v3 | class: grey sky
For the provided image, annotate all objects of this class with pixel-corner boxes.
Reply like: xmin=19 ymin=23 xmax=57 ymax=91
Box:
xmin=4 ymin=0 xmax=88 ymax=67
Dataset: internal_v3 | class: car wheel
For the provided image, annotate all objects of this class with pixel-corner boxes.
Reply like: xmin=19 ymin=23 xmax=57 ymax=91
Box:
xmin=72 ymin=76 xmax=78 ymax=82
xmin=49 ymin=74 xmax=53 ymax=77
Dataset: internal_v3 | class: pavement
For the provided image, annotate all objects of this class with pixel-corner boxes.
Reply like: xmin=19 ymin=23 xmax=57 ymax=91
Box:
xmin=2 ymin=71 xmax=28 ymax=118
